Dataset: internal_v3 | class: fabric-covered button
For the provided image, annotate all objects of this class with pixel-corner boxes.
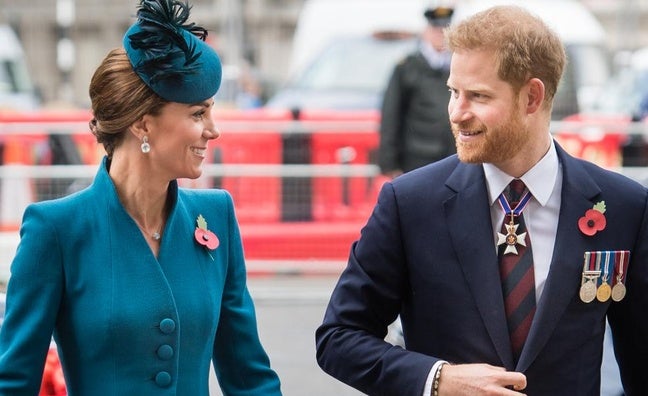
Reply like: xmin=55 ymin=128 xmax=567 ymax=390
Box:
xmin=155 ymin=371 xmax=172 ymax=387
xmin=157 ymin=344 xmax=174 ymax=360
xmin=159 ymin=318 xmax=176 ymax=334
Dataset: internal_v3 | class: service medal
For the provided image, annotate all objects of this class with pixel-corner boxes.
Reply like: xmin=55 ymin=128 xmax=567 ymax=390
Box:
xmin=580 ymin=252 xmax=600 ymax=304
xmin=579 ymin=280 xmax=597 ymax=303
xmin=611 ymin=250 xmax=629 ymax=302
xmin=611 ymin=282 xmax=626 ymax=302
xmin=596 ymin=283 xmax=611 ymax=302
xmin=596 ymin=252 xmax=612 ymax=302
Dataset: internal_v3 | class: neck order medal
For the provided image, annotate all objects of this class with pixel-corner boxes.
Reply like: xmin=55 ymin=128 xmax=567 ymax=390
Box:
xmin=497 ymin=213 xmax=527 ymax=255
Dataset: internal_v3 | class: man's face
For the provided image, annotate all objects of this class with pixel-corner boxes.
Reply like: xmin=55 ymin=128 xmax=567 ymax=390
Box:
xmin=422 ymin=25 xmax=447 ymax=52
xmin=447 ymin=49 xmax=529 ymax=168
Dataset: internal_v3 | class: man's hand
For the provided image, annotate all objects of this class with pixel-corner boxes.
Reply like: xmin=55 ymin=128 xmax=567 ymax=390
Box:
xmin=438 ymin=363 xmax=527 ymax=395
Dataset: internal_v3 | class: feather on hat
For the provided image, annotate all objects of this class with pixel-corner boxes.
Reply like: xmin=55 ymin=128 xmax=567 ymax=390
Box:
xmin=123 ymin=0 xmax=222 ymax=103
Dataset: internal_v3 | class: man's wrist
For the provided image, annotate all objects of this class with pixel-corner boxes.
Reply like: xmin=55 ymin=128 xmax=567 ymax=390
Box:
xmin=432 ymin=362 xmax=447 ymax=396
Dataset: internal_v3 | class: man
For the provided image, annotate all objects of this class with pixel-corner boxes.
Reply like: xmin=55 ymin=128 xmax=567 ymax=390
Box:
xmin=378 ymin=6 xmax=456 ymax=178
xmin=316 ymin=5 xmax=648 ymax=395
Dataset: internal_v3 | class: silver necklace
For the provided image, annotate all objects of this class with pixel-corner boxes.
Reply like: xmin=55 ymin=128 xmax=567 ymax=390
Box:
xmin=133 ymin=218 xmax=162 ymax=242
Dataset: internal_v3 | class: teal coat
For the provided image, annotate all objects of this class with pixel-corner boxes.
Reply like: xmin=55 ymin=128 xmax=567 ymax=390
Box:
xmin=0 ymin=158 xmax=282 ymax=395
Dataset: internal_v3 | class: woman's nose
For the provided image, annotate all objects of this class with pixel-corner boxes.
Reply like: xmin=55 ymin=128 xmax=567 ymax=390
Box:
xmin=205 ymin=117 xmax=220 ymax=140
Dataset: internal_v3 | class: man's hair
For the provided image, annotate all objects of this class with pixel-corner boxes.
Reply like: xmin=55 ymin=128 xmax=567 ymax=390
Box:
xmin=445 ymin=5 xmax=566 ymax=107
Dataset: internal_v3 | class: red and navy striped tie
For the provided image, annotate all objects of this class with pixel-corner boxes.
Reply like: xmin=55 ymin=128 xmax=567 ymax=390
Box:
xmin=498 ymin=179 xmax=536 ymax=362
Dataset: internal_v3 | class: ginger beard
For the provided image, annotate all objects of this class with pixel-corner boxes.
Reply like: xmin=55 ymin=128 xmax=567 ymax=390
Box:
xmin=452 ymin=100 xmax=530 ymax=165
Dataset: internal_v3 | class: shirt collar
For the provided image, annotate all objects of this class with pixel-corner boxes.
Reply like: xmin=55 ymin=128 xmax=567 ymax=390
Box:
xmin=483 ymin=138 xmax=559 ymax=206
xmin=419 ymin=41 xmax=450 ymax=70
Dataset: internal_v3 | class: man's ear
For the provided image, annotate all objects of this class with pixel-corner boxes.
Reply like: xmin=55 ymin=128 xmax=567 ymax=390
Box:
xmin=525 ymin=78 xmax=545 ymax=114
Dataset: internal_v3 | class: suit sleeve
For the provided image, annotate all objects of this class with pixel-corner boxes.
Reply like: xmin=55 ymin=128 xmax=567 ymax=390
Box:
xmin=316 ymin=181 xmax=437 ymax=395
xmin=0 ymin=204 xmax=64 ymax=394
xmin=608 ymin=187 xmax=648 ymax=395
xmin=211 ymin=191 xmax=282 ymax=395
xmin=378 ymin=62 xmax=406 ymax=174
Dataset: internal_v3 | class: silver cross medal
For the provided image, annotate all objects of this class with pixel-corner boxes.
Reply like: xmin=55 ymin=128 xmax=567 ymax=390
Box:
xmin=497 ymin=212 xmax=526 ymax=255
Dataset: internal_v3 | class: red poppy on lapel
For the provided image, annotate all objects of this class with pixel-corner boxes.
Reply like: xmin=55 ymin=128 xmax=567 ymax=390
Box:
xmin=578 ymin=201 xmax=606 ymax=236
xmin=195 ymin=214 xmax=219 ymax=253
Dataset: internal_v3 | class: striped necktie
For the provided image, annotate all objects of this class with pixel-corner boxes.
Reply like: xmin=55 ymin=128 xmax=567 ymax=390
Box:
xmin=498 ymin=179 xmax=536 ymax=362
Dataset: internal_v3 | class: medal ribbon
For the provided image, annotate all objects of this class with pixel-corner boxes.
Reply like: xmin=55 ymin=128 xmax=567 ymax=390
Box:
xmin=583 ymin=251 xmax=602 ymax=276
xmin=497 ymin=189 xmax=532 ymax=219
xmin=615 ymin=250 xmax=629 ymax=284
xmin=594 ymin=251 xmax=602 ymax=278
xmin=601 ymin=251 xmax=612 ymax=284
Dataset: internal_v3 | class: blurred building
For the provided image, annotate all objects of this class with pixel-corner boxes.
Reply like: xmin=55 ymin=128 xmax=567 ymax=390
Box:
xmin=0 ymin=0 xmax=647 ymax=108
xmin=0 ymin=0 xmax=302 ymax=108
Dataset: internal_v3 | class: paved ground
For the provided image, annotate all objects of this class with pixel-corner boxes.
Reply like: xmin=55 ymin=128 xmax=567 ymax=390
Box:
xmin=209 ymin=275 xmax=361 ymax=395
xmin=209 ymin=275 xmax=624 ymax=396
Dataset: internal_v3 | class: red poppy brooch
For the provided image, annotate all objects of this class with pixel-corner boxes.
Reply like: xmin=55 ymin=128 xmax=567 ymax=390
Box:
xmin=578 ymin=201 xmax=606 ymax=236
xmin=195 ymin=214 xmax=219 ymax=259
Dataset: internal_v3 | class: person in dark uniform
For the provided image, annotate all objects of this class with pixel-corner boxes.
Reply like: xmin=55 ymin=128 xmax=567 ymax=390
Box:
xmin=378 ymin=6 xmax=456 ymax=178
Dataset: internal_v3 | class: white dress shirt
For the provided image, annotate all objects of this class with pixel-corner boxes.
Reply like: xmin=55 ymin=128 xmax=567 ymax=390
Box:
xmin=483 ymin=138 xmax=562 ymax=300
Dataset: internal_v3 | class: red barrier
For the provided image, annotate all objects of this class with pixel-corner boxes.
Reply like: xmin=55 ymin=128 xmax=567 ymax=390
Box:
xmin=301 ymin=109 xmax=380 ymax=222
xmin=241 ymin=221 xmax=362 ymax=260
xmin=0 ymin=108 xmax=636 ymax=266
xmin=310 ymin=132 xmax=379 ymax=221
xmin=39 ymin=348 xmax=66 ymax=396
xmin=0 ymin=135 xmax=47 ymax=231
xmin=212 ymin=109 xmax=291 ymax=223
xmin=215 ymin=132 xmax=283 ymax=222
xmin=554 ymin=114 xmax=628 ymax=168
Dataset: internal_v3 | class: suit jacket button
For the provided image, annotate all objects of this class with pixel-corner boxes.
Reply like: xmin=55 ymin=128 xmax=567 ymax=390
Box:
xmin=155 ymin=371 xmax=172 ymax=387
xmin=159 ymin=318 xmax=176 ymax=334
xmin=157 ymin=344 xmax=174 ymax=360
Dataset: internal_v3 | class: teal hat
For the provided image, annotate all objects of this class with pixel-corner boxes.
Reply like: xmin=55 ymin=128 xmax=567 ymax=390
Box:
xmin=123 ymin=0 xmax=222 ymax=103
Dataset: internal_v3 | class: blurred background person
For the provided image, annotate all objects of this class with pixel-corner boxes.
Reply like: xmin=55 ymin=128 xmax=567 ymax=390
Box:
xmin=378 ymin=5 xmax=456 ymax=178
xmin=236 ymin=60 xmax=264 ymax=109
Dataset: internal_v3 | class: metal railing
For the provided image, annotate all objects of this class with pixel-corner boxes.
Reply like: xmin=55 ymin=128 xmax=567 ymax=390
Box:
xmin=1 ymin=110 xmax=648 ymax=282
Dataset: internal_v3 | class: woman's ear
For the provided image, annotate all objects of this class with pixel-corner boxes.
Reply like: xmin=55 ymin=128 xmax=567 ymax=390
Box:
xmin=129 ymin=116 xmax=149 ymax=141
xmin=525 ymin=77 xmax=545 ymax=114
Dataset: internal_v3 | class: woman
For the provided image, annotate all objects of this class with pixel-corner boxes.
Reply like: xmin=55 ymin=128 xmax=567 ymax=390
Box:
xmin=0 ymin=0 xmax=282 ymax=395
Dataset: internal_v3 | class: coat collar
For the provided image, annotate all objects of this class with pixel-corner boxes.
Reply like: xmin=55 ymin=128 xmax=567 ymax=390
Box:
xmin=91 ymin=157 xmax=180 ymax=261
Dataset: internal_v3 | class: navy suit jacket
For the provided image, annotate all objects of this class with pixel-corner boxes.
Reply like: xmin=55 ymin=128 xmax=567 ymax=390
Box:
xmin=0 ymin=158 xmax=281 ymax=396
xmin=316 ymin=143 xmax=648 ymax=395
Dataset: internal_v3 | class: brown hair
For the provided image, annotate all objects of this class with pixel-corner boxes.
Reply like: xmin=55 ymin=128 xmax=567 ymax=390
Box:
xmin=445 ymin=5 xmax=566 ymax=107
xmin=88 ymin=48 xmax=168 ymax=158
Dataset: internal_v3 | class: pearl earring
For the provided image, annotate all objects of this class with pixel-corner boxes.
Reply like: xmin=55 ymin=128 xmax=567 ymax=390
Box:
xmin=141 ymin=136 xmax=151 ymax=153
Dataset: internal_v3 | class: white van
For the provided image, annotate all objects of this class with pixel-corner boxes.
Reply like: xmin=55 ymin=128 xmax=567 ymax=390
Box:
xmin=267 ymin=0 xmax=610 ymax=119
xmin=288 ymin=0 xmax=428 ymax=77
xmin=266 ymin=0 xmax=429 ymax=110
xmin=0 ymin=24 xmax=40 ymax=111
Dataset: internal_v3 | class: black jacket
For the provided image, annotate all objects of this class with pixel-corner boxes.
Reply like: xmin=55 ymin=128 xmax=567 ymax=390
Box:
xmin=378 ymin=52 xmax=455 ymax=173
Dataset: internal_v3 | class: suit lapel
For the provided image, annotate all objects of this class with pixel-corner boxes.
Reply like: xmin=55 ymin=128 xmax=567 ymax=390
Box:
xmin=517 ymin=144 xmax=602 ymax=371
xmin=444 ymin=163 xmax=515 ymax=368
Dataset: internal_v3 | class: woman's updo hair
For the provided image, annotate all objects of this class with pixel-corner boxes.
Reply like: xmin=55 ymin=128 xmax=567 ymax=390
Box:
xmin=88 ymin=48 xmax=168 ymax=158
